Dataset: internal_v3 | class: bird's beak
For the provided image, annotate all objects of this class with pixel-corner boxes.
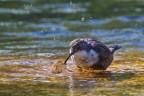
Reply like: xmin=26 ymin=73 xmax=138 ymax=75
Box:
xmin=64 ymin=51 xmax=76 ymax=65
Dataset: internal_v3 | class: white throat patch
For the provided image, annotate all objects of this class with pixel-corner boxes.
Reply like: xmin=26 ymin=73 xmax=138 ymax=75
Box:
xmin=70 ymin=49 xmax=99 ymax=69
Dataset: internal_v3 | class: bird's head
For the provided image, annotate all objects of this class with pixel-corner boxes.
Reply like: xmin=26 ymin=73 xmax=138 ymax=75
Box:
xmin=64 ymin=39 xmax=90 ymax=64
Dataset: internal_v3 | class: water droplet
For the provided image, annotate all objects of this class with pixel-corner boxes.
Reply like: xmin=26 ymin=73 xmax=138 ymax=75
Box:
xmin=81 ymin=17 xmax=85 ymax=21
xmin=54 ymin=37 xmax=56 ymax=40
xmin=70 ymin=1 xmax=73 ymax=5
xmin=27 ymin=11 xmax=30 ymax=14
xmin=135 ymin=8 xmax=142 ymax=13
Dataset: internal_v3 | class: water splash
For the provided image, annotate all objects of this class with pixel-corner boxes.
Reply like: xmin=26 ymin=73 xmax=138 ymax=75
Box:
xmin=81 ymin=17 xmax=85 ymax=21
xmin=27 ymin=10 xmax=30 ymax=14
xmin=70 ymin=1 xmax=73 ymax=6
xmin=90 ymin=17 xmax=93 ymax=19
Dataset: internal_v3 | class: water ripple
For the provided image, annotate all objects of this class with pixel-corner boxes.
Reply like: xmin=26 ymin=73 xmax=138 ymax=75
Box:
xmin=3 ymin=31 xmax=82 ymax=38
xmin=114 ymin=15 xmax=144 ymax=22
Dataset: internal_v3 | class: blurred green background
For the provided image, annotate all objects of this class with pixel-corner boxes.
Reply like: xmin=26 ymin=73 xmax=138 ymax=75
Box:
xmin=0 ymin=0 xmax=144 ymax=57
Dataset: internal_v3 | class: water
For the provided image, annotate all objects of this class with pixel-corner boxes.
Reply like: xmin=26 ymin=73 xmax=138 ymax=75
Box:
xmin=0 ymin=0 xmax=144 ymax=96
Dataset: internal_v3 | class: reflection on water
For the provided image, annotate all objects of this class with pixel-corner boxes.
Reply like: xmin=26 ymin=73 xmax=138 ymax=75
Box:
xmin=0 ymin=62 xmax=143 ymax=96
xmin=0 ymin=0 xmax=144 ymax=96
xmin=0 ymin=51 xmax=143 ymax=96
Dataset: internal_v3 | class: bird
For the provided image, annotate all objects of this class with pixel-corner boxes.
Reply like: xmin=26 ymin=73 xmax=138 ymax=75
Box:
xmin=64 ymin=38 xmax=121 ymax=70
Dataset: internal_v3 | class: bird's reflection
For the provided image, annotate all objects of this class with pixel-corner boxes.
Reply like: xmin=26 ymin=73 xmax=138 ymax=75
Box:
xmin=68 ymin=70 xmax=111 ymax=96
xmin=67 ymin=69 xmax=135 ymax=96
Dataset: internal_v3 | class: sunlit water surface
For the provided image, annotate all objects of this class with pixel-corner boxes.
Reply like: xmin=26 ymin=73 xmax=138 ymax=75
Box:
xmin=0 ymin=0 xmax=144 ymax=96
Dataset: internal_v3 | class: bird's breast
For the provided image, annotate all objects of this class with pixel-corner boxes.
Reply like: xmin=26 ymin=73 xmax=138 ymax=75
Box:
xmin=71 ymin=49 xmax=99 ymax=69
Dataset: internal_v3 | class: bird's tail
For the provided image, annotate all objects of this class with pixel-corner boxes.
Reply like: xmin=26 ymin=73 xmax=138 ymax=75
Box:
xmin=108 ymin=44 xmax=122 ymax=53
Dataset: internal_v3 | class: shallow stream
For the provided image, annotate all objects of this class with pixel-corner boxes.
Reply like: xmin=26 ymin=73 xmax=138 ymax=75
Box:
xmin=0 ymin=0 xmax=144 ymax=96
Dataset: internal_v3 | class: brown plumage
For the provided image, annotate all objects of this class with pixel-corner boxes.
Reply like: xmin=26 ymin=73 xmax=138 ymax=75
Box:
xmin=64 ymin=38 xmax=121 ymax=70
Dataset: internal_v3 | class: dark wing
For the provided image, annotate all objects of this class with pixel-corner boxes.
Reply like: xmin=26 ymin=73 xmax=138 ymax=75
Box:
xmin=87 ymin=38 xmax=111 ymax=60
xmin=70 ymin=38 xmax=111 ymax=60
xmin=87 ymin=38 xmax=113 ymax=70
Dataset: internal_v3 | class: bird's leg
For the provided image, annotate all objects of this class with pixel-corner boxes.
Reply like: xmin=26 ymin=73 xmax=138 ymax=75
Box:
xmin=76 ymin=66 xmax=83 ymax=72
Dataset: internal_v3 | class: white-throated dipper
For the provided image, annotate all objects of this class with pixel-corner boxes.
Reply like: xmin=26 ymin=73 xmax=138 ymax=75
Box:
xmin=64 ymin=38 xmax=121 ymax=70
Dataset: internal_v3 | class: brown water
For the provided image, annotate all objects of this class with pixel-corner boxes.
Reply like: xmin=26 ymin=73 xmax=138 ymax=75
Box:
xmin=0 ymin=0 xmax=144 ymax=96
